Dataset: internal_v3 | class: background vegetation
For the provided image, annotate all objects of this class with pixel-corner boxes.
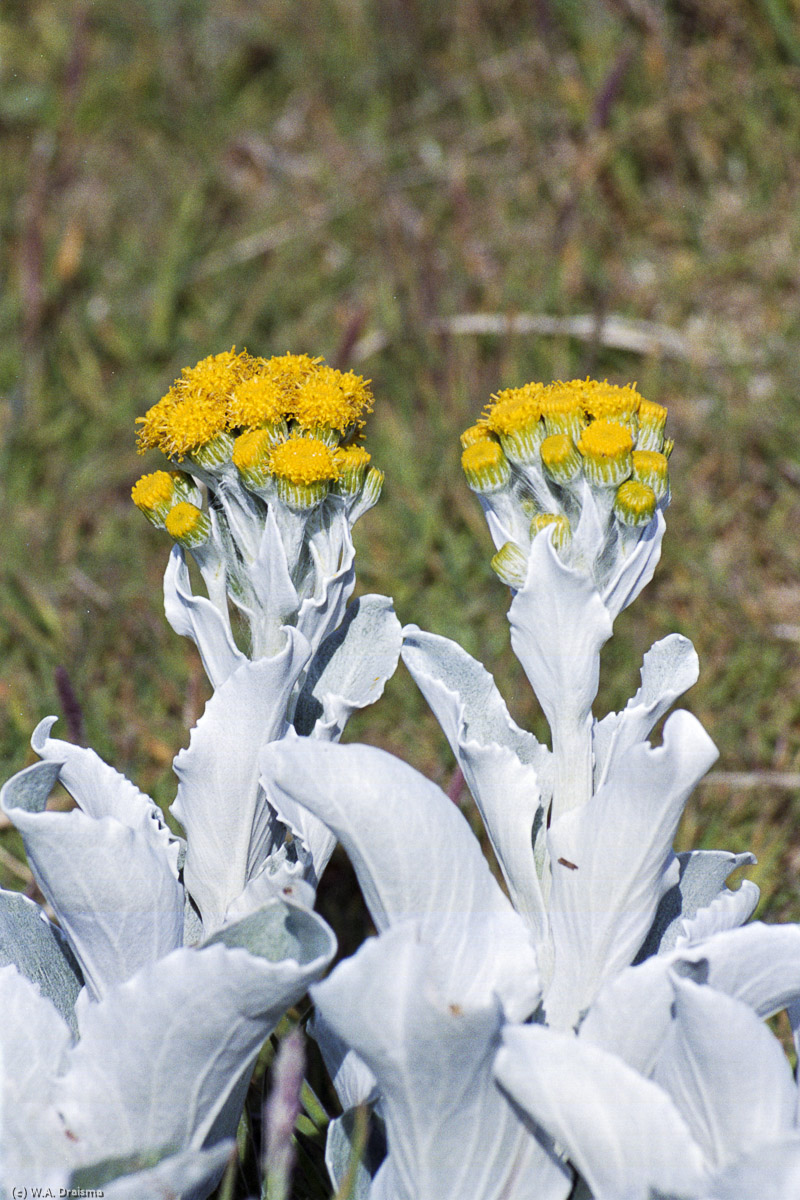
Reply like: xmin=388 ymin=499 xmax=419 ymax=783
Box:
xmin=2 ymin=0 xmax=800 ymax=1190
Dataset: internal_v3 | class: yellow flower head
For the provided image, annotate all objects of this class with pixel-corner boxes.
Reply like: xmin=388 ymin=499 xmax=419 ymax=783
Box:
xmin=637 ymin=398 xmax=668 ymax=452
xmin=485 ymin=383 xmax=544 ymax=437
xmin=131 ymin=470 xmax=176 ymax=518
xmin=460 ymin=422 xmax=491 ymax=449
xmin=461 ymin=437 xmax=511 ymax=494
xmin=136 ymin=389 xmax=229 ymax=461
xmin=179 ymin=347 xmax=257 ymax=397
xmin=269 ymin=435 xmax=340 ymax=509
xmin=540 ymin=433 xmax=581 ymax=485
xmin=577 ymin=420 xmax=633 ymax=487
xmin=632 ymin=449 xmax=669 ymax=500
xmin=232 ymin=429 xmax=274 ymax=489
xmin=228 ymin=375 xmax=287 ymax=431
xmin=531 ymin=512 xmax=572 ymax=551
xmin=165 ymin=501 xmax=211 ymax=547
xmin=137 ymin=347 xmax=254 ymax=459
xmin=614 ymin=479 xmax=657 ymax=527
xmin=580 ymin=379 xmax=641 ymax=428
xmin=291 ymin=366 xmax=374 ymax=435
xmin=334 ymin=444 xmax=372 ymax=495
xmin=539 ymin=382 xmax=586 ymax=441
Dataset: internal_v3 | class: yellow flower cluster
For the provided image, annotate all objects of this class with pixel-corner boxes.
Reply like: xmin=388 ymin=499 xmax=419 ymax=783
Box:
xmin=135 ymin=349 xmax=374 ymax=462
xmin=463 ymin=377 xmax=669 ymax=533
xmin=133 ymin=350 xmax=380 ymax=528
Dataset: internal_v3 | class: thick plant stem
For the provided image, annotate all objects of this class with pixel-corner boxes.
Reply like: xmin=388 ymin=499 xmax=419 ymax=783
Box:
xmin=551 ymin=712 xmax=594 ymax=823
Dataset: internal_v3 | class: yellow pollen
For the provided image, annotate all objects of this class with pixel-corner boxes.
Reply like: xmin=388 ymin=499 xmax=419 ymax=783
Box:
xmin=232 ymin=429 xmax=273 ymax=473
xmin=131 ymin=471 xmax=175 ymax=512
xmin=165 ymin=502 xmax=206 ymax=541
xmin=486 ymin=383 xmax=544 ymax=435
xmin=178 ymin=347 xmax=256 ymax=398
xmin=461 ymin=438 xmax=504 ymax=474
xmin=270 ymin=436 xmax=339 ymax=485
xmin=580 ymin=379 xmax=642 ymax=421
xmin=261 ymin=352 xmax=324 ymax=389
xmin=228 ymin=376 xmax=287 ymax=431
xmin=578 ymin=420 xmax=633 ymax=460
xmin=160 ymin=391 xmax=228 ymax=460
xmin=291 ymin=366 xmax=374 ymax=434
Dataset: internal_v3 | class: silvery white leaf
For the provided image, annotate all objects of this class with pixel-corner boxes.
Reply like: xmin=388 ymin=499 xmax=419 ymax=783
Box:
xmin=593 ymin=634 xmax=700 ymax=792
xmin=508 ymin=527 xmax=613 ymax=739
xmin=325 ymin=1109 xmax=383 ymax=1200
xmin=653 ymin=978 xmax=797 ymax=1168
xmin=57 ymin=900 xmax=335 ymax=1163
xmin=243 ymin=506 xmax=302 ymax=657
xmin=261 ymin=726 xmax=337 ymax=888
xmin=0 ymin=965 xmax=75 ymax=1178
xmin=638 ymin=850 xmax=757 ymax=959
xmin=0 ymin=886 xmax=82 ymax=1034
xmin=223 ymin=852 xmax=316 ymax=924
xmin=401 ymin=626 xmax=551 ymax=945
xmin=601 ymin=509 xmax=665 ymax=619
xmin=163 ymin=544 xmax=247 ymax=688
xmin=294 ymin=594 xmax=403 ymax=741
xmin=172 ymin=630 xmax=311 ymax=931
xmin=578 ymin=955 xmax=675 ymax=1076
xmin=94 ymin=1140 xmax=234 ymax=1200
xmin=706 ymin=1135 xmax=800 ymax=1200
xmin=263 ymin=739 xmax=541 ymax=1020
xmin=675 ymin=880 xmax=760 ymax=947
xmin=668 ymin=921 xmax=800 ymax=1020
xmin=310 ymin=1011 xmax=378 ymax=1111
xmin=1 ymin=761 xmax=184 ymax=1000
xmin=296 ymin=511 xmax=357 ymax=657
xmin=545 ymin=710 xmax=718 ymax=1029
xmin=313 ymin=926 xmax=571 ymax=1200
xmin=31 ymin=717 xmax=178 ymax=865
xmin=495 ymin=1024 xmax=709 ymax=1200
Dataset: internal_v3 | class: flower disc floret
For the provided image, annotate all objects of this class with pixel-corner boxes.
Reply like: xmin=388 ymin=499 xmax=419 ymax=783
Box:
xmin=632 ymin=449 xmax=669 ymax=500
xmin=291 ymin=367 xmax=374 ymax=436
xmin=334 ymin=444 xmax=372 ymax=495
xmin=131 ymin=471 xmax=176 ymax=517
xmin=461 ymin=438 xmax=511 ymax=494
xmin=637 ymin=397 xmax=668 ymax=451
xmin=232 ymin=429 xmax=274 ymax=489
xmin=539 ymin=383 xmax=586 ymax=440
xmin=581 ymin=379 xmax=641 ymax=431
xmin=165 ymin=501 xmax=211 ymax=547
xmin=614 ymin=479 xmax=657 ymax=526
xmin=179 ymin=347 xmax=256 ymax=397
xmin=227 ymin=376 xmax=288 ymax=432
xmin=540 ymin=433 xmax=581 ymax=485
xmin=270 ymin=436 xmax=339 ymax=509
xmin=577 ymin=420 xmax=633 ymax=487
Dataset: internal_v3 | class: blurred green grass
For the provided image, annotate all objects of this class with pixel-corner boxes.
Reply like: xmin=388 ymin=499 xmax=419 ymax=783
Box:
xmin=2 ymin=0 xmax=800 ymax=938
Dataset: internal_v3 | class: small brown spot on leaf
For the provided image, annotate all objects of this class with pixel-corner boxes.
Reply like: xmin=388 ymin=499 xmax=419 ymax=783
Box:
xmin=557 ymin=857 xmax=578 ymax=870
